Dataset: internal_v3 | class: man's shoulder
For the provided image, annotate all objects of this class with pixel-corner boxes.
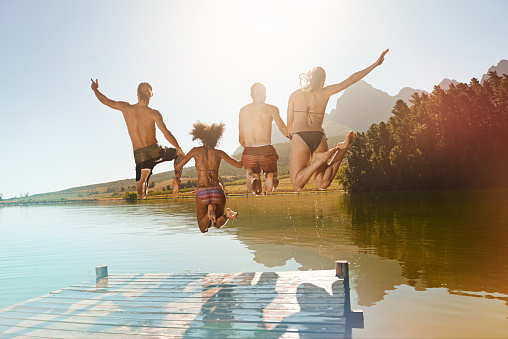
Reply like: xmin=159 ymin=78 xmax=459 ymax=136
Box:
xmin=265 ymin=103 xmax=279 ymax=111
xmin=239 ymin=103 xmax=254 ymax=114
xmin=115 ymin=101 xmax=134 ymax=111
xmin=143 ymin=106 xmax=161 ymax=117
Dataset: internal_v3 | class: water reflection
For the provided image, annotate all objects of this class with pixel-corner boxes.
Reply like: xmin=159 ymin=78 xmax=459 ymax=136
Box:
xmin=225 ymin=190 xmax=508 ymax=309
xmin=2 ymin=189 xmax=508 ymax=337
xmin=343 ymin=189 xmax=508 ymax=305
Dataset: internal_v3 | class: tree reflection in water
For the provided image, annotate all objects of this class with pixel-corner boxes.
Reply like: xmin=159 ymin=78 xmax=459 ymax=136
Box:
xmin=225 ymin=189 xmax=508 ymax=307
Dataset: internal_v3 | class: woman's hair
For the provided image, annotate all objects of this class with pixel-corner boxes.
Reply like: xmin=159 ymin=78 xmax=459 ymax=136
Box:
xmin=137 ymin=82 xmax=153 ymax=102
xmin=299 ymin=66 xmax=326 ymax=92
xmin=190 ymin=121 xmax=225 ymax=148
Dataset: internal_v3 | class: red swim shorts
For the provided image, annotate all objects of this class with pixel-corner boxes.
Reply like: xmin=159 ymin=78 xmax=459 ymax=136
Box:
xmin=241 ymin=145 xmax=279 ymax=174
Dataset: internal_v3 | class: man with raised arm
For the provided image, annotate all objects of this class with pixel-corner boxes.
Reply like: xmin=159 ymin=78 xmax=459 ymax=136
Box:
xmin=239 ymin=83 xmax=288 ymax=195
xmin=91 ymin=79 xmax=184 ymax=199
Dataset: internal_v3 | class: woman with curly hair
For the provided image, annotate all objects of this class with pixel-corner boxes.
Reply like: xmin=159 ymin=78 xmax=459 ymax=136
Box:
xmin=287 ymin=49 xmax=389 ymax=190
xmin=174 ymin=122 xmax=243 ymax=233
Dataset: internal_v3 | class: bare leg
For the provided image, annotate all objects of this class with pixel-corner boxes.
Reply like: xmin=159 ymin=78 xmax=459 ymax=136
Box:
xmin=213 ymin=195 xmax=236 ymax=228
xmin=313 ymin=131 xmax=356 ymax=189
xmin=273 ymin=174 xmax=279 ymax=191
xmin=136 ymin=168 xmax=151 ymax=199
xmin=196 ymin=196 xmax=211 ymax=233
xmin=289 ymin=135 xmax=340 ymax=191
xmin=172 ymin=157 xmax=182 ymax=199
xmin=245 ymin=168 xmax=262 ymax=195
xmin=208 ymin=204 xmax=217 ymax=223
xmin=172 ymin=178 xmax=181 ymax=199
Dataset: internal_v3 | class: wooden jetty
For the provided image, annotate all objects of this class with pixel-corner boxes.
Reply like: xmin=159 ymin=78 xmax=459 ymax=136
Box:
xmin=0 ymin=261 xmax=363 ymax=338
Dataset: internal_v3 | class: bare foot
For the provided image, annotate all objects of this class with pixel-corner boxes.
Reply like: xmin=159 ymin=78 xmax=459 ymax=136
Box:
xmin=273 ymin=176 xmax=279 ymax=191
xmin=172 ymin=178 xmax=181 ymax=199
xmin=208 ymin=204 xmax=217 ymax=223
xmin=249 ymin=175 xmax=262 ymax=195
xmin=312 ymin=145 xmax=341 ymax=166
xmin=225 ymin=208 xmax=238 ymax=220
xmin=337 ymin=131 xmax=356 ymax=150
xmin=264 ymin=176 xmax=273 ymax=195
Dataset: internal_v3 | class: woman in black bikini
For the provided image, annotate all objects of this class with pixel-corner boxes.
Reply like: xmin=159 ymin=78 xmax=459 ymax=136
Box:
xmin=287 ymin=49 xmax=389 ymax=190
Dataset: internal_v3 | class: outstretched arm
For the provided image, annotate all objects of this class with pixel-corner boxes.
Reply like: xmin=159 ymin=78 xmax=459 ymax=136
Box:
xmin=218 ymin=150 xmax=243 ymax=168
xmin=271 ymin=106 xmax=288 ymax=138
xmin=174 ymin=148 xmax=196 ymax=171
xmin=90 ymin=79 xmax=129 ymax=111
xmin=322 ymin=49 xmax=389 ymax=97
xmin=153 ymin=111 xmax=185 ymax=157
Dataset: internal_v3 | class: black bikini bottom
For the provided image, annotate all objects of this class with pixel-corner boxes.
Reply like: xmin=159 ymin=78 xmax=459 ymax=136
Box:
xmin=291 ymin=131 xmax=326 ymax=153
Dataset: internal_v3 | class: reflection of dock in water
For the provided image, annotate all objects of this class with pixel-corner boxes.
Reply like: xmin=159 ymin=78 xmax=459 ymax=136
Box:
xmin=0 ymin=261 xmax=363 ymax=338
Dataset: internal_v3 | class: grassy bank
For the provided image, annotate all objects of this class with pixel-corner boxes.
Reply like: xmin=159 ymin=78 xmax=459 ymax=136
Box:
xmin=1 ymin=175 xmax=344 ymax=206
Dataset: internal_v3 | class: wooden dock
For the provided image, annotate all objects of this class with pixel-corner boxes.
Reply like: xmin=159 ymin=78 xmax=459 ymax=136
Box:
xmin=0 ymin=261 xmax=362 ymax=338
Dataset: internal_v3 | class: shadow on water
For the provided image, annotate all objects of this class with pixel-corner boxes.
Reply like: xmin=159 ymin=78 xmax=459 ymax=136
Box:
xmin=183 ymin=272 xmax=281 ymax=338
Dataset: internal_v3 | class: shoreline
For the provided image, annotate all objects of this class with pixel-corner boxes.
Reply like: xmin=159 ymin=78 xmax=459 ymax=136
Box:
xmin=0 ymin=189 xmax=340 ymax=207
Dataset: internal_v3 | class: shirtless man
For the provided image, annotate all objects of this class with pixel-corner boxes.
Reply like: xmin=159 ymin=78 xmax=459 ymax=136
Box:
xmin=239 ymin=83 xmax=288 ymax=195
xmin=91 ymin=79 xmax=184 ymax=199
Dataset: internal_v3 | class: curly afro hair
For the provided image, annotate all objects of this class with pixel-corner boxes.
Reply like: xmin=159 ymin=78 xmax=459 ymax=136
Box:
xmin=190 ymin=121 xmax=225 ymax=148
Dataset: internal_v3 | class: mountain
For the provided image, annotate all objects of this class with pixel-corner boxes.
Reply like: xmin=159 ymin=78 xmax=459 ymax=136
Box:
xmin=437 ymin=78 xmax=459 ymax=90
xmin=481 ymin=59 xmax=508 ymax=82
xmin=396 ymin=86 xmax=428 ymax=103
xmin=437 ymin=60 xmax=508 ymax=89
xmin=326 ymin=59 xmax=508 ymax=132
xmin=327 ymin=80 xmax=427 ymax=132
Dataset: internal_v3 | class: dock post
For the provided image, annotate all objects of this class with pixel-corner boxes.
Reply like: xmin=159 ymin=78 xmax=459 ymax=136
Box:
xmin=335 ymin=260 xmax=350 ymax=312
xmin=335 ymin=260 xmax=364 ymax=329
xmin=335 ymin=260 xmax=349 ymax=280
xmin=96 ymin=265 xmax=108 ymax=283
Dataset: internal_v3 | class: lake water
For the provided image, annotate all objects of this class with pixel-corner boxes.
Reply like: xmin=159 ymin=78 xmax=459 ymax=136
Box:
xmin=1 ymin=189 xmax=508 ymax=338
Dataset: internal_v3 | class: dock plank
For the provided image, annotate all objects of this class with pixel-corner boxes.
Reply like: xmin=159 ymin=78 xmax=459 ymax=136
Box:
xmin=4 ymin=306 xmax=345 ymax=323
xmin=0 ymin=268 xmax=357 ymax=338
xmin=0 ymin=316 xmax=345 ymax=336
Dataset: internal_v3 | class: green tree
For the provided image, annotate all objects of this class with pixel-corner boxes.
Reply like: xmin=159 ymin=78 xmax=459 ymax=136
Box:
xmin=339 ymin=73 xmax=508 ymax=191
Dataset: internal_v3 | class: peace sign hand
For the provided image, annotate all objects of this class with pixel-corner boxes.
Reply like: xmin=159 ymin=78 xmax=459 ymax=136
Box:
xmin=91 ymin=78 xmax=99 ymax=91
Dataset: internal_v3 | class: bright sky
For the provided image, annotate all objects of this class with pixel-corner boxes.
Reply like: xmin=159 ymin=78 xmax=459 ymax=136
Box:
xmin=1 ymin=0 xmax=507 ymax=199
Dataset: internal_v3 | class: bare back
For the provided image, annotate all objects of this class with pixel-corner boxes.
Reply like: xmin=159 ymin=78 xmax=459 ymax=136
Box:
xmin=191 ymin=147 xmax=224 ymax=188
xmin=120 ymin=104 xmax=160 ymax=150
xmin=239 ymin=103 xmax=278 ymax=147
xmin=288 ymin=89 xmax=330 ymax=133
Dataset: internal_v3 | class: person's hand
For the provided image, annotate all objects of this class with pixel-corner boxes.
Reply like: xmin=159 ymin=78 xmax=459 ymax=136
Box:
xmin=375 ymin=49 xmax=389 ymax=66
xmin=176 ymin=148 xmax=185 ymax=158
xmin=91 ymin=78 xmax=99 ymax=91
xmin=281 ymin=126 xmax=289 ymax=138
